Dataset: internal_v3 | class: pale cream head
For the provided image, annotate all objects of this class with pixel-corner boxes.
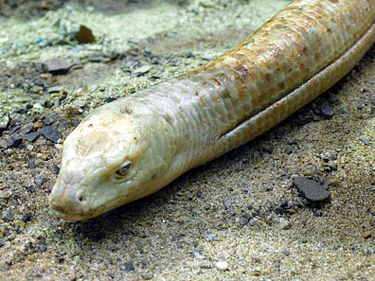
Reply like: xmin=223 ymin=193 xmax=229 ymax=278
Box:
xmin=49 ymin=103 xmax=171 ymax=221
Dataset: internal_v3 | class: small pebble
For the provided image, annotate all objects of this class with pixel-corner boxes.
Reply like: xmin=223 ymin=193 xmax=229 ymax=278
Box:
xmin=199 ymin=262 xmax=212 ymax=269
xmin=33 ymin=121 xmax=44 ymax=129
xmin=141 ymin=272 xmax=153 ymax=280
xmin=15 ymin=220 xmax=26 ymax=228
xmin=317 ymin=104 xmax=335 ymax=118
xmin=41 ymin=126 xmax=62 ymax=143
xmin=122 ymin=261 xmax=135 ymax=271
xmin=75 ymin=25 xmax=96 ymax=43
xmin=0 ymin=114 xmax=11 ymax=132
xmin=40 ymin=245 xmax=47 ymax=252
xmin=44 ymin=114 xmax=59 ymax=125
xmin=7 ymin=134 xmax=23 ymax=148
xmin=44 ymin=58 xmax=73 ymax=75
xmin=359 ymin=137 xmax=370 ymax=145
xmin=215 ymin=261 xmax=229 ymax=271
xmin=22 ymin=211 xmax=32 ymax=222
xmin=293 ymin=177 xmax=331 ymax=202
xmin=134 ymin=65 xmax=152 ymax=76
xmin=2 ymin=209 xmax=13 ymax=221
xmin=278 ymin=217 xmax=291 ymax=230
xmin=24 ymin=131 xmax=40 ymax=142
xmin=34 ymin=175 xmax=45 ymax=187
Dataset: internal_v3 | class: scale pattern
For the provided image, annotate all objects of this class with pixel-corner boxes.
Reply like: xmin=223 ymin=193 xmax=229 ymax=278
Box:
xmin=50 ymin=0 xmax=375 ymax=220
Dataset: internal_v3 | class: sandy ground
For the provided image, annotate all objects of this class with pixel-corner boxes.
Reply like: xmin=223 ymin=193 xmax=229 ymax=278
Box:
xmin=0 ymin=0 xmax=374 ymax=280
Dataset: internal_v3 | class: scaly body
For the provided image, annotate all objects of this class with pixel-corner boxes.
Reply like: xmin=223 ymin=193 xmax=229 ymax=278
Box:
xmin=50 ymin=0 xmax=375 ymax=221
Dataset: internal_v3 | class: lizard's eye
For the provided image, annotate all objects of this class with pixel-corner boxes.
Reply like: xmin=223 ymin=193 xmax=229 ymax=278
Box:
xmin=114 ymin=161 xmax=132 ymax=178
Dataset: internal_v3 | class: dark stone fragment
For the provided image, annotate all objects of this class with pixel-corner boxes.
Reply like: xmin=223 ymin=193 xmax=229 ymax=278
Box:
xmin=313 ymin=209 xmax=323 ymax=217
xmin=24 ymin=131 xmax=40 ymax=142
xmin=75 ymin=25 xmax=96 ymax=43
xmin=9 ymin=125 xmax=21 ymax=135
xmin=282 ymin=250 xmax=290 ymax=256
xmin=3 ymin=209 xmax=13 ymax=221
xmin=51 ymin=164 xmax=60 ymax=174
xmin=19 ymin=124 xmax=33 ymax=134
xmin=44 ymin=58 xmax=73 ymax=75
xmin=17 ymin=108 xmax=28 ymax=114
xmin=44 ymin=113 xmax=59 ymax=125
xmin=316 ymin=104 xmax=335 ymax=118
xmin=28 ymin=162 xmax=36 ymax=169
xmin=122 ymin=261 xmax=135 ymax=271
xmin=337 ymin=108 xmax=346 ymax=114
xmin=0 ymin=238 xmax=5 ymax=247
xmin=41 ymin=126 xmax=62 ymax=143
xmin=7 ymin=134 xmax=23 ymax=148
xmin=104 ymin=97 xmax=117 ymax=103
xmin=293 ymin=177 xmax=331 ymax=202
xmin=22 ymin=211 xmax=32 ymax=222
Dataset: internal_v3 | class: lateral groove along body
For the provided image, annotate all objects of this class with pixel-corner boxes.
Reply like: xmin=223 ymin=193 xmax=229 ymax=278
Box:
xmin=50 ymin=0 xmax=375 ymax=221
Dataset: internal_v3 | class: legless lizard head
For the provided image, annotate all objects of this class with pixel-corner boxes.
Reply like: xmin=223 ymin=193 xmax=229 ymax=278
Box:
xmin=49 ymin=101 xmax=172 ymax=221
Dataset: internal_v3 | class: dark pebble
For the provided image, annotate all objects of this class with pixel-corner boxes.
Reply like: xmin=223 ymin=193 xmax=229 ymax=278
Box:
xmin=24 ymin=131 xmax=40 ymax=142
xmin=51 ymin=164 xmax=60 ymax=174
xmin=2 ymin=209 xmax=13 ymax=221
xmin=7 ymin=134 xmax=23 ymax=148
xmin=293 ymin=177 xmax=331 ymax=202
xmin=41 ymin=126 xmax=62 ymax=143
xmin=44 ymin=114 xmax=59 ymax=125
xmin=34 ymin=175 xmax=46 ymax=187
xmin=282 ymin=250 xmax=290 ymax=256
xmin=17 ymin=108 xmax=28 ymax=114
xmin=122 ymin=261 xmax=135 ymax=271
xmin=19 ymin=124 xmax=33 ymax=135
xmin=316 ymin=104 xmax=335 ymax=118
xmin=0 ymin=238 xmax=5 ymax=247
xmin=28 ymin=162 xmax=36 ymax=169
xmin=22 ymin=211 xmax=33 ymax=222
xmin=75 ymin=25 xmax=96 ymax=43
xmin=104 ymin=97 xmax=117 ymax=103
xmin=337 ymin=108 xmax=346 ymax=114
xmin=313 ymin=209 xmax=323 ymax=217
xmin=44 ymin=58 xmax=73 ymax=75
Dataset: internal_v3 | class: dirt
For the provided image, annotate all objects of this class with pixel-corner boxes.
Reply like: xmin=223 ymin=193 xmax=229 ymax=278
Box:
xmin=0 ymin=0 xmax=374 ymax=280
